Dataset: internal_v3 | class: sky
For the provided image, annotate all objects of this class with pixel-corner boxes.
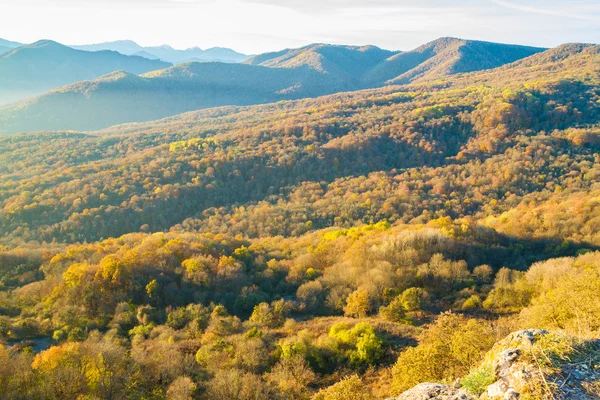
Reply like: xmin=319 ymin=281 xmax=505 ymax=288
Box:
xmin=1 ymin=0 xmax=599 ymax=54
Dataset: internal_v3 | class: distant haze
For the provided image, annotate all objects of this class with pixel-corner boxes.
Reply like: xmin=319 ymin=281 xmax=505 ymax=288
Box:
xmin=1 ymin=0 xmax=599 ymax=54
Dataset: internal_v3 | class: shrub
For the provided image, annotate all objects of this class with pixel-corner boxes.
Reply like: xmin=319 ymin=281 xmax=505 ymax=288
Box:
xmin=483 ymin=287 xmax=530 ymax=311
xmin=312 ymin=375 xmax=373 ymax=400
xmin=461 ymin=295 xmax=482 ymax=310
xmin=329 ymin=322 xmax=383 ymax=367
xmin=461 ymin=364 xmax=496 ymax=395
xmin=379 ymin=296 xmax=408 ymax=323
xmin=390 ymin=312 xmax=495 ymax=395
xmin=279 ymin=330 xmax=328 ymax=372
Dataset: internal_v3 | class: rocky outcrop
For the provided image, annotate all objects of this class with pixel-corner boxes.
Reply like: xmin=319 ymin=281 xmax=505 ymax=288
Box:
xmin=481 ymin=329 xmax=548 ymax=399
xmin=394 ymin=329 xmax=600 ymax=400
xmin=392 ymin=383 xmax=474 ymax=400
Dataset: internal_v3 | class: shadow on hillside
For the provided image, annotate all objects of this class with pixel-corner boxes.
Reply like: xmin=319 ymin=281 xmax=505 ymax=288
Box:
xmin=443 ymin=224 xmax=600 ymax=271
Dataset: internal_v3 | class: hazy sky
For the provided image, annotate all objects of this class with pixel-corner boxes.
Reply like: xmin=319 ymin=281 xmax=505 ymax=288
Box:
xmin=1 ymin=0 xmax=599 ymax=54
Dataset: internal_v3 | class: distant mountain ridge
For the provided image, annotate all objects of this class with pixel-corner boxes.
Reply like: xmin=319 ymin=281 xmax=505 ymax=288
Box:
xmin=72 ymin=40 xmax=251 ymax=63
xmin=246 ymin=43 xmax=398 ymax=84
xmin=364 ymin=37 xmax=546 ymax=85
xmin=0 ymin=37 xmax=549 ymax=133
xmin=0 ymin=61 xmax=350 ymax=133
xmin=0 ymin=37 xmax=23 ymax=55
xmin=0 ymin=40 xmax=170 ymax=105
xmin=0 ymin=37 xmax=23 ymax=49
xmin=247 ymin=38 xmax=545 ymax=86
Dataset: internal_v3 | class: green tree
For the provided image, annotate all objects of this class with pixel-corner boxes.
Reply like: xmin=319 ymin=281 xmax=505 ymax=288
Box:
xmin=379 ymin=295 xmax=407 ymax=323
xmin=400 ymin=288 xmax=429 ymax=312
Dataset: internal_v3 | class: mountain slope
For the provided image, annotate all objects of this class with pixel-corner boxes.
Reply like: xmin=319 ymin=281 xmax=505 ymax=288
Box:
xmin=246 ymin=43 xmax=397 ymax=83
xmin=0 ymin=42 xmax=598 ymax=243
xmin=201 ymin=47 xmax=253 ymax=63
xmin=72 ymin=39 xmax=144 ymax=55
xmin=132 ymin=50 xmax=160 ymax=60
xmin=0 ymin=61 xmax=351 ymax=133
xmin=73 ymin=40 xmax=251 ymax=63
xmin=0 ymin=38 xmax=553 ymax=133
xmin=364 ymin=37 xmax=545 ymax=85
xmin=0 ymin=40 xmax=171 ymax=105
xmin=0 ymin=45 xmax=10 ymax=55
xmin=1 ymin=35 xmax=600 ymax=400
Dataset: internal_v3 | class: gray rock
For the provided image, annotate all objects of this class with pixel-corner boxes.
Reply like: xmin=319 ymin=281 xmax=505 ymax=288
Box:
xmin=507 ymin=329 xmax=548 ymax=347
xmin=494 ymin=348 xmax=521 ymax=375
xmin=390 ymin=383 xmax=475 ymax=400
xmin=487 ymin=380 xmax=508 ymax=398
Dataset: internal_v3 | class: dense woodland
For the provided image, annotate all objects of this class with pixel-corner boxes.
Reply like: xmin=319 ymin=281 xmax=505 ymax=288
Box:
xmin=0 ymin=42 xmax=600 ymax=399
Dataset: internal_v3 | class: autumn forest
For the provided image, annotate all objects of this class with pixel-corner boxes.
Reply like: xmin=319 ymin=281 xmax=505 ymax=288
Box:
xmin=0 ymin=32 xmax=600 ymax=400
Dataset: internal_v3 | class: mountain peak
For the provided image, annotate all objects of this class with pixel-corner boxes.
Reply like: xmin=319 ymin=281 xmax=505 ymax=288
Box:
xmin=245 ymin=42 xmax=397 ymax=79
xmin=3 ymin=40 xmax=74 ymax=57
xmin=0 ymin=39 xmax=170 ymax=105
xmin=110 ymin=39 xmax=140 ymax=45
xmin=30 ymin=39 xmax=65 ymax=48
xmin=428 ymin=36 xmax=463 ymax=44
xmin=363 ymin=37 xmax=546 ymax=85
xmin=97 ymin=70 xmax=137 ymax=80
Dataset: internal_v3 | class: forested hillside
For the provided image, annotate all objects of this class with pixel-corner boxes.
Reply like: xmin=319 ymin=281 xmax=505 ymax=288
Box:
xmin=0 ymin=38 xmax=544 ymax=133
xmin=1 ymin=43 xmax=597 ymax=244
xmin=0 ymin=41 xmax=600 ymax=399
xmin=245 ymin=43 xmax=397 ymax=81
xmin=364 ymin=37 xmax=544 ymax=85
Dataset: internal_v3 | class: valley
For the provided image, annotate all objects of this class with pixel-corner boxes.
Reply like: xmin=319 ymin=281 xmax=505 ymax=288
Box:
xmin=0 ymin=26 xmax=599 ymax=400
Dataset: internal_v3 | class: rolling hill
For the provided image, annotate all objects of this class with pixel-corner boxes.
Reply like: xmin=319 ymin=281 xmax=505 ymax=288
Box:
xmin=0 ymin=61 xmax=352 ymax=133
xmin=248 ymin=38 xmax=545 ymax=86
xmin=0 ymin=37 xmax=23 ymax=57
xmin=245 ymin=43 xmax=398 ymax=83
xmin=0 ymin=38 xmax=549 ymax=133
xmin=363 ymin=37 xmax=545 ymax=85
xmin=132 ymin=50 xmax=161 ymax=60
xmin=0 ymin=41 xmax=598 ymax=244
xmin=0 ymin=40 xmax=171 ymax=105
xmin=72 ymin=40 xmax=251 ymax=63
xmin=1 ymin=34 xmax=600 ymax=400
